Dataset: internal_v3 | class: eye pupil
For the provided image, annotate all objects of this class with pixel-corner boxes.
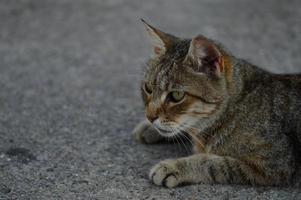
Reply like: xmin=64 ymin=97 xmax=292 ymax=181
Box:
xmin=170 ymin=91 xmax=185 ymax=102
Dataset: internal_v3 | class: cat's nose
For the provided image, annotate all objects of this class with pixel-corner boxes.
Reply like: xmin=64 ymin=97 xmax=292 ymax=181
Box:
xmin=146 ymin=114 xmax=158 ymax=123
xmin=146 ymin=103 xmax=159 ymax=123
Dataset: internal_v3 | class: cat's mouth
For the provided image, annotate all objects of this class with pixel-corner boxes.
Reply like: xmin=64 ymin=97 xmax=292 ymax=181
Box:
xmin=155 ymin=127 xmax=170 ymax=134
xmin=152 ymin=119 xmax=179 ymax=137
xmin=155 ymin=127 xmax=176 ymax=137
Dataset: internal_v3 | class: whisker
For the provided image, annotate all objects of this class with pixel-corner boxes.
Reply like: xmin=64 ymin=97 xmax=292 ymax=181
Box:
xmin=168 ymin=127 xmax=182 ymax=155
xmin=173 ymin=131 xmax=183 ymax=156
xmin=179 ymin=132 xmax=194 ymax=147
xmin=163 ymin=125 xmax=191 ymax=155
xmin=178 ymin=124 xmax=206 ymax=151
xmin=174 ymin=130 xmax=191 ymax=155
xmin=181 ymin=123 xmax=212 ymax=138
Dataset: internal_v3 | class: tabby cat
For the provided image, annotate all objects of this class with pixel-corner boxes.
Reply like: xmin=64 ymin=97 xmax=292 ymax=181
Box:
xmin=133 ymin=20 xmax=301 ymax=188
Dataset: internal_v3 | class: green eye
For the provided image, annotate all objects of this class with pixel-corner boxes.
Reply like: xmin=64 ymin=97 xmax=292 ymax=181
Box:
xmin=170 ymin=91 xmax=185 ymax=102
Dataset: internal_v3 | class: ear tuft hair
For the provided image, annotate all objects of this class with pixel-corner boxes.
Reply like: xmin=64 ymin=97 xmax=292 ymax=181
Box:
xmin=141 ymin=19 xmax=178 ymax=57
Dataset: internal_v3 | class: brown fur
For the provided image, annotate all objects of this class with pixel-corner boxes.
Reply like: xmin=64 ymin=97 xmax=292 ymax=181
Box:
xmin=133 ymin=21 xmax=301 ymax=188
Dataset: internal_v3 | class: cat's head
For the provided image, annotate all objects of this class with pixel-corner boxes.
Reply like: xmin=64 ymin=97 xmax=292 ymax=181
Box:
xmin=141 ymin=20 xmax=232 ymax=137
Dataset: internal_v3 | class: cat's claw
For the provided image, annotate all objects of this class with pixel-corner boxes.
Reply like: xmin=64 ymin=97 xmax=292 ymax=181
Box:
xmin=149 ymin=159 xmax=182 ymax=188
xmin=132 ymin=120 xmax=165 ymax=144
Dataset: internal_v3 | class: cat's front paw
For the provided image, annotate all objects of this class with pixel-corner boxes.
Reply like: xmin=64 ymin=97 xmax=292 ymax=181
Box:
xmin=149 ymin=159 xmax=183 ymax=188
xmin=133 ymin=120 xmax=164 ymax=144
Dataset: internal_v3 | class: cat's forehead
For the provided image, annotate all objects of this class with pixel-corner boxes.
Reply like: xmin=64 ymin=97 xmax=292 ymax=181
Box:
xmin=145 ymin=60 xmax=185 ymax=91
xmin=145 ymin=40 xmax=191 ymax=90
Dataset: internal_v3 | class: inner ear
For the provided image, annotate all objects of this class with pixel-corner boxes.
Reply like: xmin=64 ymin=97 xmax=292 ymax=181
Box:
xmin=184 ymin=35 xmax=224 ymax=78
xmin=141 ymin=19 xmax=179 ymax=57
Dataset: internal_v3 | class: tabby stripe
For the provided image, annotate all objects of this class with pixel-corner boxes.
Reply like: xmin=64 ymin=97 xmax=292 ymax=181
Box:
xmin=236 ymin=164 xmax=248 ymax=184
xmin=207 ymin=165 xmax=216 ymax=183
xmin=247 ymin=162 xmax=265 ymax=177
xmin=223 ymin=157 xmax=234 ymax=183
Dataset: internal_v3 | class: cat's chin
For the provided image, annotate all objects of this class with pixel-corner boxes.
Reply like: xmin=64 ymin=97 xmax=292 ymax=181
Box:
xmin=153 ymin=125 xmax=177 ymax=137
xmin=151 ymin=120 xmax=179 ymax=138
xmin=156 ymin=128 xmax=178 ymax=138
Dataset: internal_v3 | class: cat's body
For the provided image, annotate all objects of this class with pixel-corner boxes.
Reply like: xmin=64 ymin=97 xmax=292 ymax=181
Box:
xmin=189 ymin=61 xmax=301 ymax=186
xmin=133 ymin=20 xmax=301 ymax=187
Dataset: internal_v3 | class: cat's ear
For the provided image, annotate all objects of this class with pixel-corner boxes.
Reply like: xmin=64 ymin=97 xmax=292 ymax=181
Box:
xmin=185 ymin=35 xmax=224 ymax=79
xmin=141 ymin=19 xmax=178 ymax=57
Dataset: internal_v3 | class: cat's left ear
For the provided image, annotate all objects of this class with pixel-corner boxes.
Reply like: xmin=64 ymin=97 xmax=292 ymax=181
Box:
xmin=141 ymin=19 xmax=179 ymax=57
xmin=184 ymin=35 xmax=224 ymax=79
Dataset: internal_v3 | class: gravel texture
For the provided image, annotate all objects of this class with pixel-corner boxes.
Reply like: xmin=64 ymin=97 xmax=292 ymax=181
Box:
xmin=0 ymin=0 xmax=300 ymax=199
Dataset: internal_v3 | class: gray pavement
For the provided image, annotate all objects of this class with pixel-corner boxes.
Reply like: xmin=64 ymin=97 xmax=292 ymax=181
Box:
xmin=0 ymin=0 xmax=301 ymax=199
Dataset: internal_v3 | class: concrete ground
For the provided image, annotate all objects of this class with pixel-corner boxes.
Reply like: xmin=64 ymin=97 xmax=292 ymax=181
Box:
xmin=0 ymin=0 xmax=301 ymax=199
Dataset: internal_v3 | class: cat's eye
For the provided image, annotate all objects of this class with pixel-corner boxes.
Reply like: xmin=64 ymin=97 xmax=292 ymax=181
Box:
xmin=144 ymin=83 xmax=152 ymax=94
xmin=169 ymin=91 xmax=185 ymax=103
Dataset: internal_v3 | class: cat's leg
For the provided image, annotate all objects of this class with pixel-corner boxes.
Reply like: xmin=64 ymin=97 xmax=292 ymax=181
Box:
xmin=150 ymin=154 xmax=274 ymax=188
xmin=133 ymin=120 xmax=166 ymax=144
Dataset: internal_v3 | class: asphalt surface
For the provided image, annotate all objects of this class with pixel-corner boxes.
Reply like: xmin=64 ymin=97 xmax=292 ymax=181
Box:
xmin=0 ymin=0 xmax=301 ymax=199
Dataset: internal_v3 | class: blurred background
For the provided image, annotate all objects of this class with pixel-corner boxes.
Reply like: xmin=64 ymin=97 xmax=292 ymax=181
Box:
xmin=0 ymin=0 xmax=300 ymax=199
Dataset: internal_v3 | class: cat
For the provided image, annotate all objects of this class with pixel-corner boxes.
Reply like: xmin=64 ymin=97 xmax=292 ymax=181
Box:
xmin=133 ymin=19 xmax=301 ymax=188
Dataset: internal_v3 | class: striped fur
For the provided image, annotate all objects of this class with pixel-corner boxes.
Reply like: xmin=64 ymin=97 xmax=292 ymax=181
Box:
xmin=133 ymin=22 xmax=301 ymax=188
